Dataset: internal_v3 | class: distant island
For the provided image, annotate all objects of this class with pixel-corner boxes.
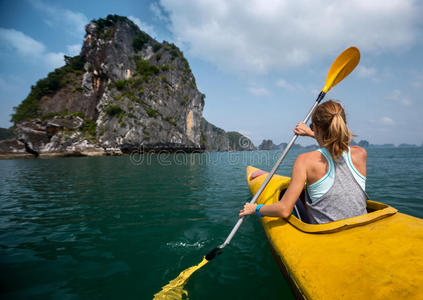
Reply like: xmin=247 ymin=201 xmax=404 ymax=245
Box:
xmin=257 ymin=139 xmax=421 ymax=151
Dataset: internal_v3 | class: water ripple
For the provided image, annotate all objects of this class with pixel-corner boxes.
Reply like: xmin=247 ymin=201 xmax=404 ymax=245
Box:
xmin=1 ymin=149 xmax=422 ymax=299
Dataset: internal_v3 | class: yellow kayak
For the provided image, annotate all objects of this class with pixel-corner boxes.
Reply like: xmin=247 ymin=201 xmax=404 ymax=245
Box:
xmin=246 ymin=166 xmax=423 ymax=299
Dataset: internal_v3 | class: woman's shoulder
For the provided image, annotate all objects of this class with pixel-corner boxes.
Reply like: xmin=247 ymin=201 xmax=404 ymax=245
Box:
xmin=350 ymin=145 xmax=367 ymax=159
xmin=349 ymin=146 xmax=367 ymax=177
xmin=296 ymin=149 xmax=325 ymax=164
xmin=296 ymin=150 xmax=329 ymax=180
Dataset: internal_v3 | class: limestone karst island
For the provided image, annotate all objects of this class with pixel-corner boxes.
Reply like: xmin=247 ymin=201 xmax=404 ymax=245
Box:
xmin=0 ymin=15 xmax=255 ymax=158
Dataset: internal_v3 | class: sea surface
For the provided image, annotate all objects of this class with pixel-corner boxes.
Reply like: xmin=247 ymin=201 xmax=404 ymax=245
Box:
xmin=1 ymin=147 xmax=422 ymax=299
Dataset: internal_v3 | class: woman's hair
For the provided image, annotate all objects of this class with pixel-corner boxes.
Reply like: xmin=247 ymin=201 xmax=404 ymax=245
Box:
xmin=312 ymin=100 xmax=353 ymax=160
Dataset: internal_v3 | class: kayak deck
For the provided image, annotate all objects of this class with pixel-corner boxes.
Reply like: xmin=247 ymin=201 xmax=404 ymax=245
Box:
xmin=246 ymin=166 xmax=423 ymax=299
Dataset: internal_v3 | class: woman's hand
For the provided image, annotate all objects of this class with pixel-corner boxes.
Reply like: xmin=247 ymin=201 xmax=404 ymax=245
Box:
xmin=294 ymin=122 xmax=314 ymax=138
xmin=239 ymin=203 xmax=257 ymax=217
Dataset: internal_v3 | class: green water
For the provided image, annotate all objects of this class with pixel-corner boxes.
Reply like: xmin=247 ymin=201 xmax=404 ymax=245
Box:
xmin=1 ymin=148 xmax=423 ymax=299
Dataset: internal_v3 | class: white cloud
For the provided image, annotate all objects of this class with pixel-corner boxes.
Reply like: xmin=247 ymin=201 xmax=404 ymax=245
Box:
xmin=29 ymin=0 xmax=88 ymax=37
xmin=45 ymin=52 xmax=66 ymax=69
xmin=0 ymin=28 xmax=45 ymax=56
xmin=248 ymin=87 xmax=271 ymax=96
xmin=66 ymin=44 xmax=81 ymax=56
xmin=150 ymin=2 xmax=168 ymax=22
xmin=159 ymin=0 xmax=421 ymax=74
xmin=0 ymin=28 xmax=64 ymax=69
xmin=276 ymin=78 xmax=293 ymax=90
xmin=387 ymin=89 xmax=412 ymax=106
xmin=275 ymin=78 xmax=304 ymax=92
xmin=357 ymin=65 xmax=377 ymax=79
xmin=379 ymin=117 xmax=395 ymax=126
xmin=412 ymin=73 xmax=423 ymax=88
xmin=128 ymin=16 xmax=157 ymax=38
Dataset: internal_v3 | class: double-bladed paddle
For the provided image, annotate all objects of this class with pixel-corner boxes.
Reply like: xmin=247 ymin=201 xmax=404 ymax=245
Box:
xmin=154 ymin=46 xmax=361 ymax=299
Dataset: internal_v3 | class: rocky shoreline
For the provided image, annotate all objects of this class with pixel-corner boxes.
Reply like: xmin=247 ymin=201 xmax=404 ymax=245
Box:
xmin=0 ymin=113 xmax=253 ymax=159
xmin=0 ymin=140 xmax=254 ymax=160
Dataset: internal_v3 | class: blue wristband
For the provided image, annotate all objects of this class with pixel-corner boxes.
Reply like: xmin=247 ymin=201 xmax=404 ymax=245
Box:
xmin=256 ymin=204 xmax=264 ymax=218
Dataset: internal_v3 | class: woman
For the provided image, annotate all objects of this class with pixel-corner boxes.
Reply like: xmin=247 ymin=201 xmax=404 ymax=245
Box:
xmin=239 ymin=100 xmax=368 ymax=224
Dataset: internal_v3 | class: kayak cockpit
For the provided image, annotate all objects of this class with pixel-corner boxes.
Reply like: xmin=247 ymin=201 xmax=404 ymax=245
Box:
xmin=285 ymin=200 xmax=397 ymax=233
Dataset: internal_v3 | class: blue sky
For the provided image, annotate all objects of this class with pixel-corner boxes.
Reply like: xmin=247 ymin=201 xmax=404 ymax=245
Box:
xmin=1 ymin=0 xmax=422 ymax=146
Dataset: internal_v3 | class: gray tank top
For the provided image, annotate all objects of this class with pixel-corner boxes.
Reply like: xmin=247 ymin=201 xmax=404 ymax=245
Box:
xmin=304 ymin=152 xmax=368 ymax=224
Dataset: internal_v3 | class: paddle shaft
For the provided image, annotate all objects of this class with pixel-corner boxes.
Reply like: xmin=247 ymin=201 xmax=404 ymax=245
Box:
xmin=219 ymin=91 xmax=326 ymax=249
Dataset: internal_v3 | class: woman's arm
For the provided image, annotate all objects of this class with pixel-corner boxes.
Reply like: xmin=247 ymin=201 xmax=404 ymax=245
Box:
xmin=294 ymin=122 xmax=315 ymax=138
xmin=239 ymin=154 xmax=308 ymax=218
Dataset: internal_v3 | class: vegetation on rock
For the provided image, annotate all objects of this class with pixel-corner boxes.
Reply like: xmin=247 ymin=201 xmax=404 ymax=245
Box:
xmin=133 ymin=31 xmax=151 ymax=52
xmin=41 ymin=111 xmax=84 ymax=120
xmin=11 ymin=55 xmax=85 ymax=123
xmin=81 ymin=119 xmax=97 ymax=136
xmin=135 ymin=58 xmax=160 ymax=77
xmin=146 ymin=108 xmax=159 ymax=118
xmin=92 ymin=14 xmax=131 ymax=33
xmin=106 ymin=105 xmax=124 ymax=117
xmin=114 ymin=80 xmax=128 ymax=91
xmin=152 ymin=43 xmax=161 ymax=52
xmin=164 ymin=116 xmax=177 ymax=126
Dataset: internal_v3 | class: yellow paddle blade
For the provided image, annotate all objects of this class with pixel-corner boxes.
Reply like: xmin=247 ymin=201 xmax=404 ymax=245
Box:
xmin=322 ymin=47 xmax=360 ymax=93
xmin=154 ymin=257 xmax=209 ymax=299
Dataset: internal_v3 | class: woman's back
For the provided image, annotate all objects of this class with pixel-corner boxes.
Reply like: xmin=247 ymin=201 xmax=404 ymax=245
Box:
xmin=303 ymin=146 xmax=368 ymax=224
xmin=305 ymin=145 xmax=367 ymax=186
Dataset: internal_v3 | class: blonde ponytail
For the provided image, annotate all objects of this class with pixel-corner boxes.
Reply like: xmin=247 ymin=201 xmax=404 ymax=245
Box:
xmin=312 ymin=100 xmax=352 ymax=160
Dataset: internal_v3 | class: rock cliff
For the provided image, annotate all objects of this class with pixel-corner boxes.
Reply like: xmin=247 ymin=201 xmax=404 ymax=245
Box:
xmin=2 ymin=15 xmax=254 ymax=158
xmin=200 ymin=118 xmax=256 ymax=151
xmin=258 ymin=139 xmax=277 ymax=150
xmin=257 ymin=139 xmax=318 ymax=151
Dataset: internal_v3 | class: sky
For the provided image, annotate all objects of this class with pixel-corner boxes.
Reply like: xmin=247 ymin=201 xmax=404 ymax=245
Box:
xmin=1 ymin=0 xmax=423 ymax=146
